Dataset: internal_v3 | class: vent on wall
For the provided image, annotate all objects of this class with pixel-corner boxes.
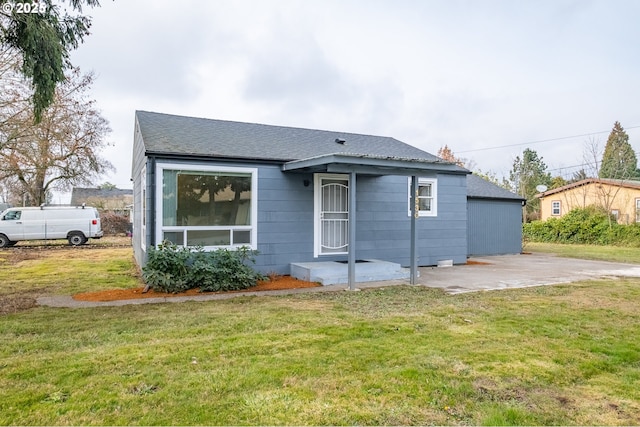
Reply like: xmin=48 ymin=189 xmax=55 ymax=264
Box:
xmin=335 ymin=138 xmax=345 ymax=144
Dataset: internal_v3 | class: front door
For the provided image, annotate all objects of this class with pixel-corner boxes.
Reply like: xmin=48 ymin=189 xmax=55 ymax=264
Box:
xmin=315 ymin=174 xmax=349 ymax=256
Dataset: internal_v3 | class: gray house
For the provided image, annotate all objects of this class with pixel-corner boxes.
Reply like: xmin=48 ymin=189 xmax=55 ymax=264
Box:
xmin=132 ymin=111 xmax=477 ymax=284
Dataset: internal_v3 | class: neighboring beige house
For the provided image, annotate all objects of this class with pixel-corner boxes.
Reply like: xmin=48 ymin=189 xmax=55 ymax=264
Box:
xmin=537 ymin=178 xmax=640 ymax=224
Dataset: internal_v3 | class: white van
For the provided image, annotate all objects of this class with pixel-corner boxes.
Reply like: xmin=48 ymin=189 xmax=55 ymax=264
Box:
xmin=0 ymin=206 xmax=103 ymax=248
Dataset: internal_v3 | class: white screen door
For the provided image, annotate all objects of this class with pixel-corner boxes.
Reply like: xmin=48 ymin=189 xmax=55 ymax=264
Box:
xmin=315 ymin=174 xmax=349 ymax=255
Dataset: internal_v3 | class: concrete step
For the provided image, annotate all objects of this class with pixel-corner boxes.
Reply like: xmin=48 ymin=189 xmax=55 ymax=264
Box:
xmin=290 ymin=259 xmax=413 ymax=285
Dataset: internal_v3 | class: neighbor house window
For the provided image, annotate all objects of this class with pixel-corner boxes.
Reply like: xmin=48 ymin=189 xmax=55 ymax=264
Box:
xmin=156 ymin=163 xmax=257 ymax=249
xmin=407 ymin=177 xmax=437 ymax=217
xmin=636 ymin=199 xmax=640 ymax=223
xmin=611 ymin=209 xmax=619 ymax=222
xmin=551 ymin=201 xmax=561 ymax=216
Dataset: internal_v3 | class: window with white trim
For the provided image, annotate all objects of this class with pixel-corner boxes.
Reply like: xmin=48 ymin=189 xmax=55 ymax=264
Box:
xmin=157 ymin=164 xmax=257 ymax=249
xmin=551 ymin=200 xmax=561 ymax=216
xmin=407 ymin=177 xmax=437 ymax=217
xmin=611 ymin=209 xmax=619 ymax=221
xmin=635 ymin=199 xmax=640 ymax=223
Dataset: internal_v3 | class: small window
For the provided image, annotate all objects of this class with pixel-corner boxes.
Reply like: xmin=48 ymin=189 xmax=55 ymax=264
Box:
xmin=635 ymin=199 xmax=640 ymax=222
xmin=408 ymin=178 xmax=437 ymax=217
xmin=2 ymin=210 xmax=21 ymax=221
xmin=551 ymin=201 xmax=561 ymax=216
xmin=611 ymin=209 xmax=619 ymax=221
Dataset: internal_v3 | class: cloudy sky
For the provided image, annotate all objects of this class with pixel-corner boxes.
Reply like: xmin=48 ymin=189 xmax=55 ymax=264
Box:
xmin=67 ymin=0 xmax=640 ymax=195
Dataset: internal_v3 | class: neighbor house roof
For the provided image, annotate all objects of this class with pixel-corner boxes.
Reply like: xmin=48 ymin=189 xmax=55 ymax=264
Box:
xmin=466 ymin=174 xmax=524 ymax=201
xmin=70 ymin=188 xmax=133 ymax=206
xmin=135 ymin=111 xmax=466 ymax=174
xmin=537 ymin=178 xmax=640 ymax=198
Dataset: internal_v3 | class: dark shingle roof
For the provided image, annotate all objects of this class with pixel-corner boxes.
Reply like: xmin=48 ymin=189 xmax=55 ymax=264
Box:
xmin=467 ymin=174 xmax=524 ymax=201
xmin=136 ymin=110 xmax=444 ymax=163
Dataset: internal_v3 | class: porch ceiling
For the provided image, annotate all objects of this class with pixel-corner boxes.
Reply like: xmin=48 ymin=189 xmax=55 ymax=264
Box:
xmin=281 ymin=153 xmax=469 ymax=176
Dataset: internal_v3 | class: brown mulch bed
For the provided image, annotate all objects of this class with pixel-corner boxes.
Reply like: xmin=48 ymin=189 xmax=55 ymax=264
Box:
xmin=73 ymin=276 xmax=321 ymax=302
xmin=466 ymin=260 xmax=493 ymax=265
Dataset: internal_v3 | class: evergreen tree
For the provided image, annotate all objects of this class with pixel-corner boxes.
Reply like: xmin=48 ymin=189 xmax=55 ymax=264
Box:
xmin=599 ymin=121 xmax=638 ymax=180
xmin=509 ymin=148 xmax=551 ymax=220
xmin=1 ymin=0 xmax=101 ymax=121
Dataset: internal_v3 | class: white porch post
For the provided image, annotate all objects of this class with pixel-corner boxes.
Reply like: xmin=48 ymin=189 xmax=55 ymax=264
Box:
xmin=410 ymin=175 xmax=418 ymax=285
xmin=348 ymin=171 xmax=357 ymax=290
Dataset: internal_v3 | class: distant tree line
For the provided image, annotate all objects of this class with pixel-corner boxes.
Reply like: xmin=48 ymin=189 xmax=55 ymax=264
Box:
xmin=438 ymin=121 xmax=639 ymax=222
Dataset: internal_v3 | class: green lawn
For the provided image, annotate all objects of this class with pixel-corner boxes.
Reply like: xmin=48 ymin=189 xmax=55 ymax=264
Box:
xmin=526 ymin=241 xmax=640 ymax=264
xmin=1 ymin=245 xmax=639 ymax=425
xmin=0 ymin=247 xmax=141 ymax=297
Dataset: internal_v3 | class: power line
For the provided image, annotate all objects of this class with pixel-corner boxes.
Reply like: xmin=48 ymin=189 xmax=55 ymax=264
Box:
xmin=457 ymin=125 xmax=640 ymax=154
xmin=547 ymin=163 xmax=595 ymax=172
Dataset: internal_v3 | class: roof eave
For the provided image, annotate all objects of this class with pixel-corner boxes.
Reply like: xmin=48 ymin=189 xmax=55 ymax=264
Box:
xmin=468 ymin=195 xmax=526 ymax=202
xmin=536 ymin=178 xmax=640 ymax=198
xmin=144 ymin=150 xmax=291 ymax=165
xmin=282 ymin=154 xmax=470 ymax=176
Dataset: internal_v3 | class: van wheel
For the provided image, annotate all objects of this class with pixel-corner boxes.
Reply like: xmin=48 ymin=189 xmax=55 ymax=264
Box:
xmin=68 ymin=232 xmax=87 ymax=246
xmin=0 ymin=234 xmax=10 ymax=248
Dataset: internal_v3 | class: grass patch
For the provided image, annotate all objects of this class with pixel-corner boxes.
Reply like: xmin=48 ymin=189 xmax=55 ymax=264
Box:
xmin=0 ymin=247 xmax=142 ymax=296
xmin=1 ymin=282 xmax=640 ymax=424
xmin=1 ymin=243 xmax=639 ymax=424
xmin=526 ymin=242 xmax=640 ymax=264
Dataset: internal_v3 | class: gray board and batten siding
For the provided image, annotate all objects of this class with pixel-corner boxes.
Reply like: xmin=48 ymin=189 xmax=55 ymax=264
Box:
xmin=466 ymin=174 xmax=525 ymax=256
xmin=132 ymin=110 xmax=476 ymax=274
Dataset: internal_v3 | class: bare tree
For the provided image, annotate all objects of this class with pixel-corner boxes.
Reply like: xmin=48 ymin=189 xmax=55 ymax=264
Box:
xmin=0 ymin=61 xmax=113 ymax=205
xmin=582 ymin=136 xmax=602 ymax=179
xmin=436 ymin=144 xmax=476 ymax=170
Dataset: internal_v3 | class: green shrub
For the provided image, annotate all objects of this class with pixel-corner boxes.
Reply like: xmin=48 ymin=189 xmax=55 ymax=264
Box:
xmin=524 ymin=206 xmax=640 ymax=247
xmin=556 ymin=206 xmax=612 ymax=244
xmin=142 ymin=242 xmax=265 ymax=293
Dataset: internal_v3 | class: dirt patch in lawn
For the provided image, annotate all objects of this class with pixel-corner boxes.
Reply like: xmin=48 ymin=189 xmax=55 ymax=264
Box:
xmin=73 ymin=276 xmax=322 ymax=302
xmin=0 ymin=293 xmax=38 ymax=315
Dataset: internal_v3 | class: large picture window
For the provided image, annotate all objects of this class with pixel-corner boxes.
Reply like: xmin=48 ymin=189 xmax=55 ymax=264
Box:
xmin=157 ymin=163 xmax=257 ymax=249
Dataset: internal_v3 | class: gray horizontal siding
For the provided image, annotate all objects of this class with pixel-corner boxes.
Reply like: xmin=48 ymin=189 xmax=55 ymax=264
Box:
xmin=256 ymin=166 xmax=314 ymax=273
xmin=255 ymin=171 xmax=468 ymax=273
xmin=353 ymin=174 xmax=467 ymax=268
xmin=133 ymin=157 xmax=469 ymax=273
xmin=131 ymin=119 xmax=148 ymax=267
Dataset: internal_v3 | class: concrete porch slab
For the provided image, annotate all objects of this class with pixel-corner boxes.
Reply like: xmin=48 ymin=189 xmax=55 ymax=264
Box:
xmin=290 ymin=259 xmax=411 ymax=285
